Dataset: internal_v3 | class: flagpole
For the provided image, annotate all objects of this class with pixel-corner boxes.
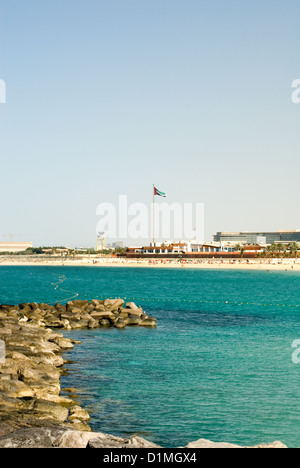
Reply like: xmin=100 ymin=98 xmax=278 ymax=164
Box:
xmin=153 ymin=184 xmax=155 ymax=246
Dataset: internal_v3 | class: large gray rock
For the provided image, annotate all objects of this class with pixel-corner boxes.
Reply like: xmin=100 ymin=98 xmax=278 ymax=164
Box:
xmin=248 ymin=441 xmax=288 ymax=449
xmin=104 ymin=299 xmax=124 ymax=311
xmin=139 ymin=317 xmax=157 ymax=327
xmin=0 ymin=380 xmax=35 ymax=399
xmin=54 ymin=430 xmax=125 ymax=448
xmin=126 ymin=315 xmax=142 ymax=326
xmin=68 ymin=406 xmax=90 ymax=422
xmin=123 ymin=436 xmax=161 ymax=448
xmin=32 ymin=400 xmax=69 ymax=423
xmin=184 ymin=438 xmax=288 ymax=449
xmin=0 ymin=427 xmax=67 ymax=448
xmin=185 ymin=438 xmax=242 ymax=448
xmin=87 ymin=435 xmax=128 ymax=449
xmin=54 ymin=430 xmax=161 ymax=449
xmin=114 ymin=318 xmax=126 ymax=329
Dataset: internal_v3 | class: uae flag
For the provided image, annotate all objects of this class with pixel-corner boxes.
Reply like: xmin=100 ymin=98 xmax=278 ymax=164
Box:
xmin=154 ymin=186 xmax=166 ymax=198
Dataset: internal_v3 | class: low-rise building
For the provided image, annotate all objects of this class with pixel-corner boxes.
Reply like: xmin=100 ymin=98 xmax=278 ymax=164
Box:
xmin=127 ymin=241 xmax=221 ymax=255
xmin=213 ymin=230 xmax=300 ymax=245
xmin=0 ymin=242 xmax=33 ymax=253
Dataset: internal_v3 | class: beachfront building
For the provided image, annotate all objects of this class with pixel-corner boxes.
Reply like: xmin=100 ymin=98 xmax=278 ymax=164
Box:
xmin=128 ymin=242 xmax=188 ymax=255
xmin=213 ymin=231 xmax=300 ymax=245
xmin=127 ymin=241 xmax=221 ymax=255
xmin=189 ymin=242 xmax=220 ymax=253
xmin=0 ymin=242 xmax=33 ymax=253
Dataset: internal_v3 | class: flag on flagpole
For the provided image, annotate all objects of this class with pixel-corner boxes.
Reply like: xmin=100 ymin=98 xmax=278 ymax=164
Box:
xmin=154 ymin=186 xmax=166 ymax=198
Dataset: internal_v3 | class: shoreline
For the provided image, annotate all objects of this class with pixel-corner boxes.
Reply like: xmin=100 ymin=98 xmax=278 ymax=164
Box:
xmin=0 ymin=257 xmax=299 ymax=271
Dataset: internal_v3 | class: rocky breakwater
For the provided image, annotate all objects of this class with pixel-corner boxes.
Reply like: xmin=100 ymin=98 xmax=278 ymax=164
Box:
xmin=11 ymin=298 xmax=157 ymax=330
xmin=0 ymin=298 xmax=157 ymax=440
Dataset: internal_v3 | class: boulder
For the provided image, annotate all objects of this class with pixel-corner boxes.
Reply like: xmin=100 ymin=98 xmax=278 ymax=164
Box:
xmin=118 ymin=310 xmax=130 ymax=318
xmin=248 ymin=441 xmax=288 ymax=449
xmin=41 ymin=394 xmax=76 ymax=406
xmin=100 ymin=319 xmax=111 ymax=328
xmin=18 ymin=364 xmax=61 ymax=397
xmin=126 ymin=302 xmax=138 ymax=310
xmin=32 ymin=399 xmax=69 ymax=423
xmin=126 ymin=304 xmax=144 ymax=316
xmin=30 ymin=352 xmax=64 ymax=368
xmin=1 ymin=380 xmax=35 ymax=399
xmin=19 ymin=362 xmax=61 ymax=383
xmin=68 ymin=321 xmax=85 ymax=330
xmin=6 ymin=351 xmax=31 ymax=362
xmin=71 ymin=307 xmax=84 ymax=315
xmin=139 ymin=317 xmax=157 ymax=327
xmin=87 ymin=433 xmax=161 ymax=449
xmin=90 ymin=311 xmax=115 ymax=320
xmin=104 ymin=299 xmax=124 ymax=311
xmin=185 ymin=438 xmax=242 ymax=449
xmin=54 ymin=430 xmax=125 ymax=449
xmin=76 ymin=318 xmax=91 ymax=328
xmin=59 ymin=312 xmax=76 ymax=321
xmin=0 ymin=427 xmax=67 ymax=449
xmin=114 ymin=318 xmax=126 ymax=329
xmin=124 ymin=435 xmax=161 ymax=448
xmin=126 ymin=315 xmax=142 ymax=326
xmin=88 ymin=319 xmax=99 ymax=329
xmin=7 ymin=311 xmax=19 ymax=319
xmin=53 ymin=337 xmax=74 ymax=350
xmin=66 ymin=302 xmax=74 ymax=312
xmin=43 ymin=317 xmax=64 ymax=328
xmin=68 ymin=405 xmax=90 ymax=422
xmin=0 ymin=328 xmax=12 ymax=339
xmin=184 ymin=438 xmax=288 ymax=449
xmin=72 ymin=300 xmax=89 ymax=308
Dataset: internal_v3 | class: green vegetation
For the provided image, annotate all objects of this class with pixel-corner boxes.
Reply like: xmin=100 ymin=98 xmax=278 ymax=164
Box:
xmin=0 ymin=246 xmax=128 ymax=257
xmin=257 ymin=242 xmax=299 ymax=259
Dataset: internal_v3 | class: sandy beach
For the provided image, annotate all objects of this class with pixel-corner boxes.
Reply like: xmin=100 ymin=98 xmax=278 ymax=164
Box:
xmin=0 ymin=256 xmax=299 ymax=271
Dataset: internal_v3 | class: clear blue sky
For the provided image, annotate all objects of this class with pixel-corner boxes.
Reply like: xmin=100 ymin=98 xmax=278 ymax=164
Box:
xmin=0 ymin=0 xmax=299 ymax=247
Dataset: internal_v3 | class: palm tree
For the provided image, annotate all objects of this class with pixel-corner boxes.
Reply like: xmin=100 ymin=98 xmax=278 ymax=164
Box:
xmin=263 ymin=245 xmax=272 ymax=258
xmin=288 ymin=242 xmax=299 ymax=258
xmin=276 ymin=243 xmax=285 ymax=258
xmin=270 ymin=243 xmax=278 ymax=258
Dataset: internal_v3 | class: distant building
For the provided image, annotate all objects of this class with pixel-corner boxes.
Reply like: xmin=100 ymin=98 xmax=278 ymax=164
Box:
xmin=127 ymin=243 xmax=188 ymax=255
xmin=0 ymin=242 xmax=33 ymax=253
xmin=127 ymin=241 xmax=221 ymax=255
xmin=213 ymin=231 xmax=300 ymax=245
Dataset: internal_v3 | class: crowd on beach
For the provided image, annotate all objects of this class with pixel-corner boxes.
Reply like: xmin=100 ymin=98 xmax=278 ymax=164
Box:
xmin=1 ymin=256 xmax=299 ymax=270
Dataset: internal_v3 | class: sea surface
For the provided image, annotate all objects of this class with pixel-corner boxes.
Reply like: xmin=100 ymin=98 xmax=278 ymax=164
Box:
xmin=0 ymin=265 xmax=300 ymax=447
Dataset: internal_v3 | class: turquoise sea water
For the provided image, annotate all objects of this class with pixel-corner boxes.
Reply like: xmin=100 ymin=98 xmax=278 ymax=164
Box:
xmin=0 ymin=266 xmax=300 ymax=447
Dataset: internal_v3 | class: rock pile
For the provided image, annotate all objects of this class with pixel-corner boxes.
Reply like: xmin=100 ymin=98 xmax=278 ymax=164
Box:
xmin=0 ymin=316 xmax=90 ymax=436
xmin=0 ymin=298 xmax=156 ymax=438
xmin=0 ymin=427 xmax=288 ymax=449
xmin=0 ymin=299 xmax=157 ymax=330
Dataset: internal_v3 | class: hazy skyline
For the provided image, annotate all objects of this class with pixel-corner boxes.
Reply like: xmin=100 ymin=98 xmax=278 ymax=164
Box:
xmin=1 ymin=0 xmax=299 ymax=247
